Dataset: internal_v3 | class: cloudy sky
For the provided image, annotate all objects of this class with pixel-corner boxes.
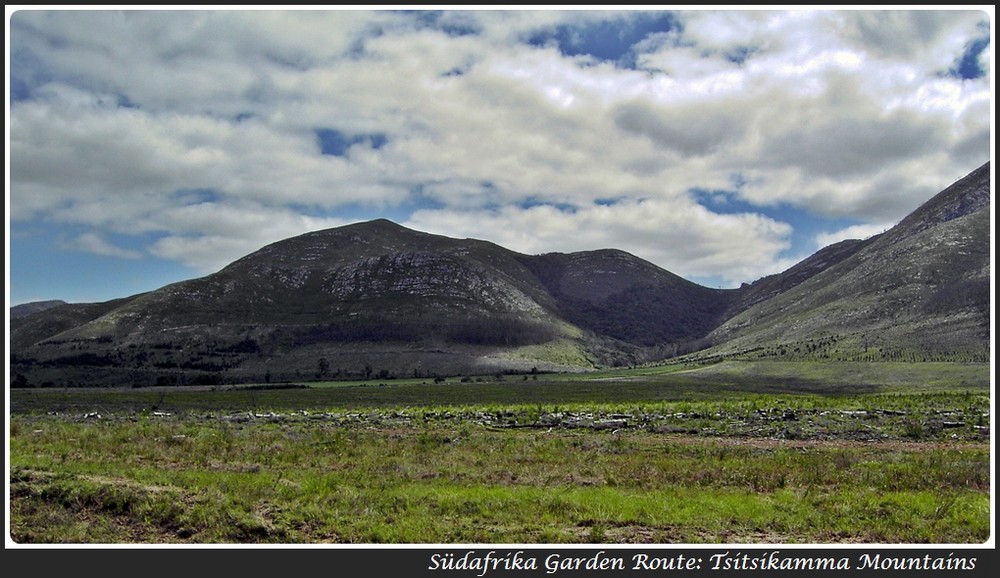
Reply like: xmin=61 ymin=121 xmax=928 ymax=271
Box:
xmin=6 ymin=7 xmax=993 ymax=306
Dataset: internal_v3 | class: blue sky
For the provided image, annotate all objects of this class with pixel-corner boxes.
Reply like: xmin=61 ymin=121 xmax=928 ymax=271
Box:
xmin=7 ymin=7 xmax=993 ymax=306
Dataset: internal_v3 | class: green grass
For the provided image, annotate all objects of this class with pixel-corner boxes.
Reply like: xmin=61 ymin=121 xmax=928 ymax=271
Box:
xmin=10 ymin=410 xmax=990 ymax=544
xmin=11 ymin=360 xmax=990 ymax=412
xmin=11 ymin=419 xmax=989 ymax=543
xmin=9 ymin=360 xmax=992 ymax=544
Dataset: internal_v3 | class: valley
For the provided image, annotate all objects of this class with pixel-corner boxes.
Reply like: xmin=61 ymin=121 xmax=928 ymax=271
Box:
xmin=9 ymin=359 xmax=991 ymax=544
xmin=7 ymin=162 xmax=993 ymax=545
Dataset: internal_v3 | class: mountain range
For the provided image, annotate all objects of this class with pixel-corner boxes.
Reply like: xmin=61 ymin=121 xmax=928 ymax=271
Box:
xmin=9 ymin=161 xmax=991 ymax=387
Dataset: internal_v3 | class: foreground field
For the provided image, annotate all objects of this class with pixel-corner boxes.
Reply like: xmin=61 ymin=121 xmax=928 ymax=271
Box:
xmin=8 ymin=361 xmax=992 ymax=544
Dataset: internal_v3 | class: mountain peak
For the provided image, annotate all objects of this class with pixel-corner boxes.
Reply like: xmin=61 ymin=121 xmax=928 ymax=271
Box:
xmin=343 ymin=218 xmax=407 ymax=232
xmin=9 ymin=163 xmax=990 ymax=385
xmin=10 ymin=300 xmax=68 ymax=319
xmin=298 ymin=218 xmax=439 ymax=247
xmin=704 ymin=160 xmax=990 ymax=362
xmin=887 ymin=161 xmax=990 ymax=242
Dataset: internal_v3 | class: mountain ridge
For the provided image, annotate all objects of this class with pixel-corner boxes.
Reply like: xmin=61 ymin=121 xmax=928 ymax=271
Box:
xmin=699 ymin=161 xmax=990 ymax=362
xmin=10 ymin=161 xmax=991 ymax=386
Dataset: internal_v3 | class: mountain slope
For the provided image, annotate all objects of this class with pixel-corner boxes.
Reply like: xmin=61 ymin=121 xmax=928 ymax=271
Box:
xmin=730 ymin=237 xmax=872 ymax=313
xmin=518 ymin=249 xmax=736 ymax=347
xmin=9 ymin=300 xmax=68 ymax=320
xmin=10 ymin=162 xmax=991 ymax=386
xmin=9 ymin=297 xmax=141 ymax=350
xmin=10 ymin=219 xmax=740 ymax=385
xmin=51 ymin=219 xmax=564 ymax=340
xmin=700 ymin=161 xmax=991 ymax=362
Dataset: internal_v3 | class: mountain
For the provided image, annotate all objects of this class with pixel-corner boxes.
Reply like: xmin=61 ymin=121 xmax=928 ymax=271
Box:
xmin=10 ymin=299 xmax=66 ymax=319
xmin=9 ymin=219 xmax=738 ymax=386
xmin=10 ymin=297 xmax=139 ymax=349
xmin=9 ymin=300 xmax=68 ymax=320
xmin=700 ymin=161 xmax=991 ymax=362
xmin=516 ymin=250 xmax=735 ymax=349
xmin=9 ymin=162 xmax=991 ymax=386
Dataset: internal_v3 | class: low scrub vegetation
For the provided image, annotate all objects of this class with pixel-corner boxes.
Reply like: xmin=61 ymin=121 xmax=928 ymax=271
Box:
xmin=9 ymin=361 xmax=991 ymax=544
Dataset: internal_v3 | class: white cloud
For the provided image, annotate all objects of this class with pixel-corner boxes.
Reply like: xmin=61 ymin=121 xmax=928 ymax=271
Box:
xmin=834 ymin=10 xmax=986 ymax=64
xmin=814 ymin=222 xmax=893 ymax=250
xmin=405 ymin=198 xmax=795 ymax=287
xmin=148 ymin=202 xmax=352 ymax=272
xmin=64 ymin=232 xmax=142 ymax=260
xmin=8 ymin=8 xmax=992 ymax=295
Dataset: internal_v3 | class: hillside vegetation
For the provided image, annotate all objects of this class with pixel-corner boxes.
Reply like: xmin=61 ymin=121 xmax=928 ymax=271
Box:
xmin=9 ymin=162 xmax=991 ymax=387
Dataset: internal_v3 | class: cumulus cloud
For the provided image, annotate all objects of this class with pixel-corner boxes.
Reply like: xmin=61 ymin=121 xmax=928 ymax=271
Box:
xmin=835 ymin=10 xmax=987 ymax=64
xmin=8 ymin=8 xmax=992 ymax=298
xmin=405 ymin=198 xmax=796 ymax=287
xmin=814 ymin=222 xmax=892 ymax=250
xmin=63 ymin=232 xmax=142 ymax=260
xmin=148 ymin=202 xmax=352 ymax=272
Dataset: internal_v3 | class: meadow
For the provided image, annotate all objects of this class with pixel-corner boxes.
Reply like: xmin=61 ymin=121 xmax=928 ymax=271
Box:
xmin=8 ymin=361 xmax=992 ymax=544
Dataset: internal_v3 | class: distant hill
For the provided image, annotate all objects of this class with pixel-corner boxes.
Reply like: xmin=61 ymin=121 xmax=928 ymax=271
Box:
xmin=517 ymin=249 xmax=736 ymax=348
xmin=9 ymin=161 xmax=991 ymax=386
xmin=9 ymin=300 xmax=67 ymax=319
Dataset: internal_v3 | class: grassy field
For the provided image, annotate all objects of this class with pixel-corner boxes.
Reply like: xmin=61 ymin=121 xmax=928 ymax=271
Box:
xmin=8 ymin=360 xmax=992 ymax=544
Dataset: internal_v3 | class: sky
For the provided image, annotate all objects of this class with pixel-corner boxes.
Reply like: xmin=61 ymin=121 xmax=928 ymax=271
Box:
xmin=6 ymin=7 xmax=994 ymax=307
